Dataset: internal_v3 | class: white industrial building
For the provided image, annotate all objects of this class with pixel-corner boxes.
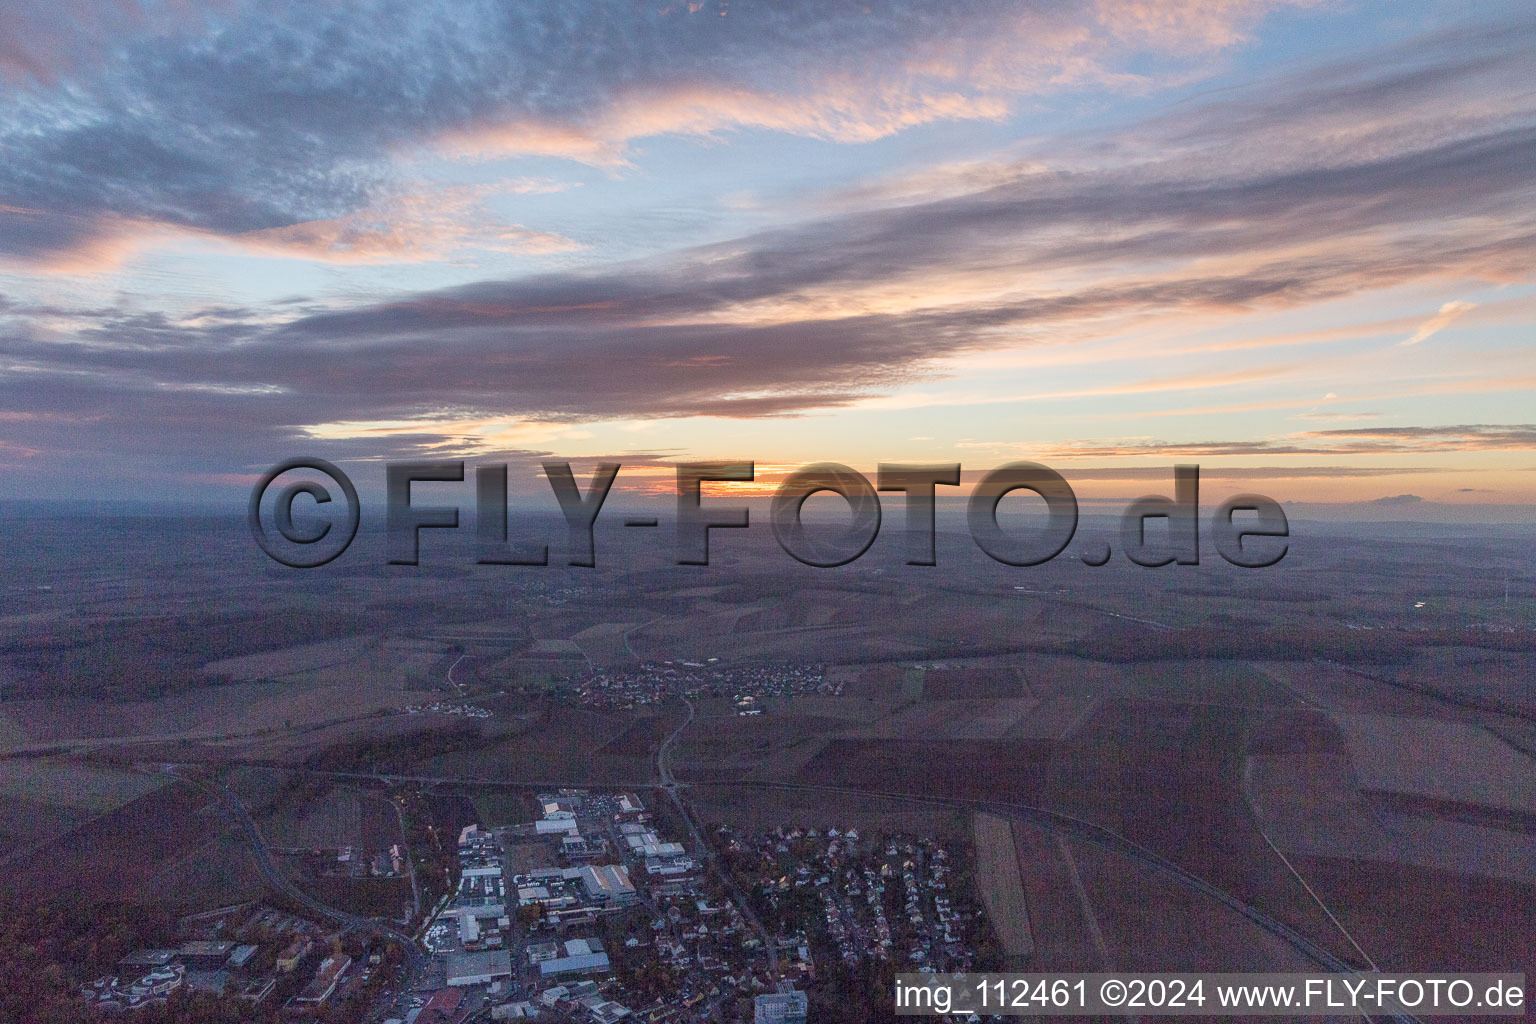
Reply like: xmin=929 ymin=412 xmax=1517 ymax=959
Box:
xmin=537 ymin=937 xmax=611 ymax=980
xmin=579 ymin=863 xmax=637 ymax=904
xmin=535 ymin=817 xmax=580 ymax=835
xmin=445 ymin=949 xmax=513 ymax=987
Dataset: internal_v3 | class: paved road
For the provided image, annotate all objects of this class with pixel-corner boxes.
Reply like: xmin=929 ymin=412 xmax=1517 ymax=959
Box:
xmin=656 ymin=694 xmax=693 ymax=789
xmin=705 ymin=780 xmax=1420 ymax=1024
xmin=741 ymin=780 xmax=1356 ymax=963
xmin=167 ymin=769 xmax=430 ymax=1013
xmin=387 ymin=795 xmax=423 ymax=923
xmin=654 ymin=696 xmax=780 ymax=973
xmin=164 ymin=758 xmax=1374 ymax=976
xmin=151 ymin=758 xmax=1418 ymax=1022
xmin=445 ymin=653 xmax=470 ymax=694
xmin=621 ymin=616 xmax=662 ymax=662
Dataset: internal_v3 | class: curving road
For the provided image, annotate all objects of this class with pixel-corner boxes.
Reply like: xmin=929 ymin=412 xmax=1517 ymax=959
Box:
xmin=167 ymin=769 xmax=429 ymax=1005
xmin=699 ymin=779 xmax=1420 ymax=1024
xmin=154 ymin=744 xmax=1419 ymax=1022
xmin=656 ymin=693 xmax=693 ymax=789
xmin=166 ymin=758 xmax=1388 ymax=979
xmin=651 ymin=707 xmax=1412 ymax=1015
xmin=655 ymin=695 xmax=780 ymax=973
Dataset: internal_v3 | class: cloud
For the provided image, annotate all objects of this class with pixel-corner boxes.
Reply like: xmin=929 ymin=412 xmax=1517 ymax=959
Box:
xmin=0 ymin=0 xmax=1306 ymax=266
xmin=1 ymin=16 xmax=1534 ymax=486
xmin=1301 ymin=424 xmax=1536 ymax=450
xmin=232 ymin=182 xmax=583 ymax=264
xmin=1403 ymin=299 xmax=1476 ymax=345
xmin=0 ymin=2 xmax=225 ymax=86
xmin=1023 ymin=425 xmax=1536 ymax=459
xmin=1297 ymin=411 xmax=1380 ymax=421
xmin=1047 ymin=465 xmax=1450 ymax=480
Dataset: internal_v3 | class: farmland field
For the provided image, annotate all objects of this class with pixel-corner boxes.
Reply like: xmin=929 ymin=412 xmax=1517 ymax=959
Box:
xmin=0 ymin=758 xmax=165 ymax=812
xmin=1069 ymin=834 xmax=1326 ymax=972
xmin=1257 ymin=661 xmax=1456 ymax=718
xmin=142 ymin=829 xmax=265 ymax=909
xmin=0 ymin=795 xmax=89 ymax=863
xmin=1 ymin=781 xmax=230 ymax=901
xmin=1012 ymin=823 xmax=1101 ymax=969
xmin=794 ymin=739 xmax=1052 ymax=804
xmin=918 ymin=665 xmax=1028 ymax=700
xmin=0 ymin=709 xmax=27 ymax=748
xmin=1003 ymin=696 xmax=1101 ymax=740
xmin=689 ymin=783 xmax=967 ymax=838
xmin=676 ymin=711 xmax=847 ymax=781
xmin=1390 ymin=648 xmax=1536 ymax=711
xmin=205 ymin=635 xmax=380 ymax=679
xmin=1124 ymin=660 xmax=1292 ymax=708
xmin=852 ymin=698 xmax=1039 ymax=740
xmin=472 ymin=792 xmax=540 ymax=828
xmin=1017 ymin=655 xmax=1141 ymax=701
xmin=569 ymin=621 xmax=640 ymax=666
xmin=423 ymin=706 xmax=654 ymax=783
xmin=972 ymin=812 xmax=1033 ymax=961
xmin=265 ymin=786 xmax=403 ymax=850
xmin=1329 ymin=713 xmax=1536 ymax=812
xmin=0 ymin=675 xmax=421 ymax=754
xmin=1294 ymin=857 xmax=1536 ymax=980
xmin=1040 ymin=697 xmax=1354 ymax=961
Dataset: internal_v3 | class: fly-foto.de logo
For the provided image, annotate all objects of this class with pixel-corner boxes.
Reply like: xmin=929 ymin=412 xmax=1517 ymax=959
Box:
xmin=248 ymin=459 xmax=1287 ymax=570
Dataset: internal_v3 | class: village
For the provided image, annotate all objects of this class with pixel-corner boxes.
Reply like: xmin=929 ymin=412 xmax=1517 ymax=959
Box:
xmin=715 ymin=826 xmax=983 ymax=978
xmin=566 ymin=662 xmax=837 ymax=712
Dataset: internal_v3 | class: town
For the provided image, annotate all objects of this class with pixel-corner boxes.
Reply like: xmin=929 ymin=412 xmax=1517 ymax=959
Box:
xmin=387 ymin=789 xmax=991 ymax=1022
xmin=79 ymin=775 xmax=994 ymax=1022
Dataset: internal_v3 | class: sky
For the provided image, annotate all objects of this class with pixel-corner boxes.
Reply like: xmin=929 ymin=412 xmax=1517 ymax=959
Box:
xmin=0 ymin=0 xmax=1533 ymax=517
